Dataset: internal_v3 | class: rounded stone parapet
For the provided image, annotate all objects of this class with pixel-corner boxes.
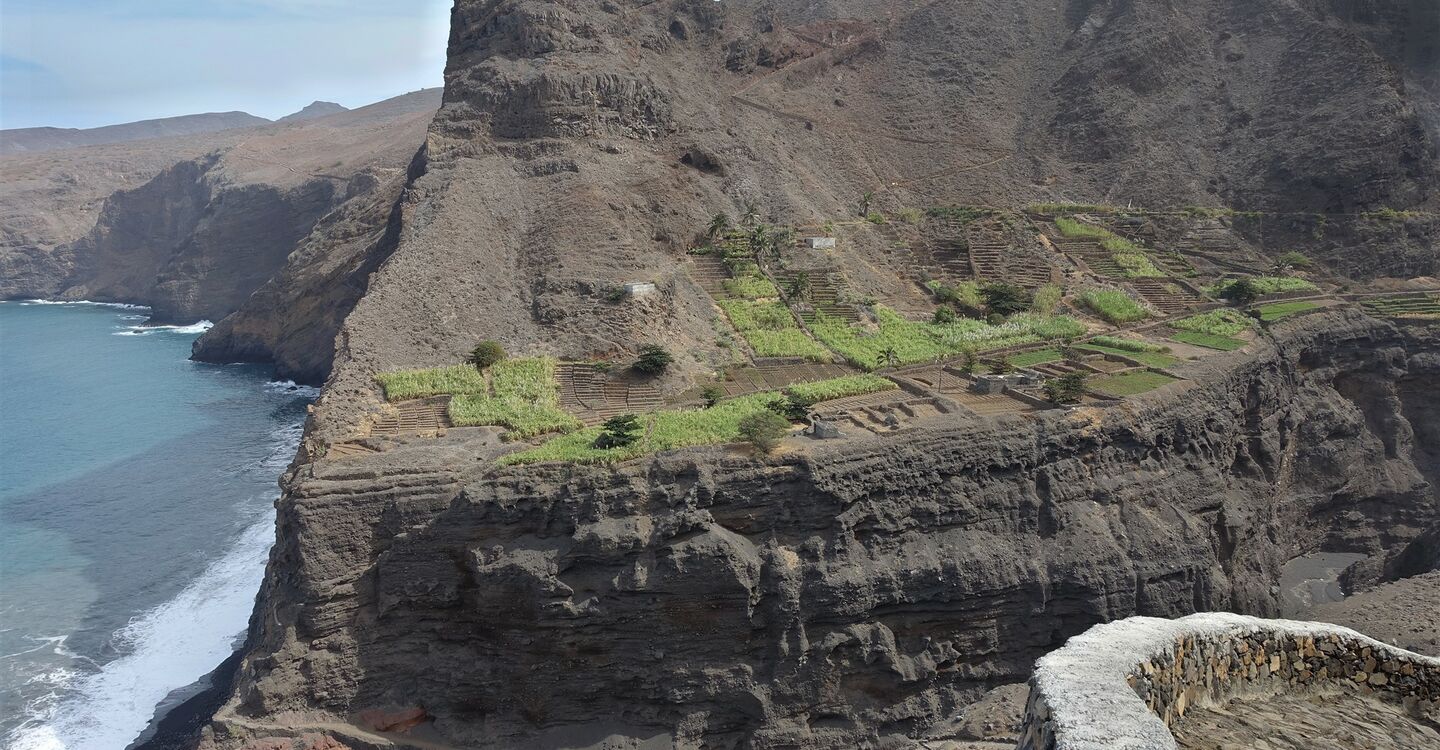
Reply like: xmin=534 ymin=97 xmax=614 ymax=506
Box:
xmin=1014 ymin=612 xmax=1440 ymax=750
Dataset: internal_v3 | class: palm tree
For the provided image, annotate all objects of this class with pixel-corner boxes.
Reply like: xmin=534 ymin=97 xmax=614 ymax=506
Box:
xmin=741 ymin=201 xmax=761 ymax=228
xmin=859 ymin=191 xmax=875 ymax=217
xmin=749 ymin=223 xmax=770 ymax=257
xmin=875 ymin=347 xmax=900 ymax=369
xmin=707 ymin=213 xmax=731 ymax=240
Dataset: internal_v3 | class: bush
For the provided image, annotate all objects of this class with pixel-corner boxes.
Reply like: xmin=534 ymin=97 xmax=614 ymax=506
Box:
xmin=1277 ymin=251 xmax=1312 ymax=268
xmin=738 ymin=412 xmax=791 ymax=454
xmin=983 ymin=282 xmax=1033 ymax=317
xmin=933 ymin=307 xmax=957 ymax=324
xmin=469 ymin=341 xmax=507 ymax=370
xmin=594 ymin=414 xmax=643 ymax=448
xmin=990 ymin=355 xmax=1015 ymax=375
xmin=1210 ymin=276 xmax=1317 ymax=299
xmin=1080 ymin=290 xmax=1150 ymax=324
xmin=1044 ymin=372 xmax=1088 ymax=404
xmin=897 ymin=207 xmax=924 ymax=224
xmin=866 ymin=212 xmax=888 ymax=224
xmin=701 ymin=385 xmax=724 ymax=408
xmin=634 ymin=345 xmax=674 ymax=375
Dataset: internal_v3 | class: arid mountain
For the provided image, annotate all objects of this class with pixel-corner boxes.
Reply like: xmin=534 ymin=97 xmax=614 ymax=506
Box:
xmin=0 ymin=111 xmax=271 ymax=155
xmin=279 ymin=101 xmax=350 ymax=123
xmin=0 ymin=89 xmax=442 ymax=325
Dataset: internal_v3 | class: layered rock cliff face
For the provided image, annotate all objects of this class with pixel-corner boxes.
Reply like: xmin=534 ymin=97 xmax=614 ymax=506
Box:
xmin=194 ymin=311 xmax=1439 ymax=749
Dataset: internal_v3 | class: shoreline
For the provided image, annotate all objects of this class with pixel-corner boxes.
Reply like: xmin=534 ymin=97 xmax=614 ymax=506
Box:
xmin=129 ymin=650 xmax=244 ymax=750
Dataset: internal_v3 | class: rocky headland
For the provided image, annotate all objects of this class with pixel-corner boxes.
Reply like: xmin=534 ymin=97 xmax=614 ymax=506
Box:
xmin=4 ymin=1 xmax=1438 ymax=749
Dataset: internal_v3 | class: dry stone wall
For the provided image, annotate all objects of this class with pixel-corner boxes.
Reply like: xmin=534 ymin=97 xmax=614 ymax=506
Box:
xmin=1016 ymin=613 xmax=1440 ymax=750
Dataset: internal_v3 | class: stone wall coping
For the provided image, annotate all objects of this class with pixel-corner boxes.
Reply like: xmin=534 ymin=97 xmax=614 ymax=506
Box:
xmin=1028 ymin=612 xmax=1440 ymax=750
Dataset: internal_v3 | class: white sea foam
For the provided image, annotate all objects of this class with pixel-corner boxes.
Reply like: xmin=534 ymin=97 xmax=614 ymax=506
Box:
xmin=10 ymin=300 xmax=150 ymax=311
xmin=264 ymin=380 xmax=322 ymax=400
xmin=3 ymin=382 xmax=309 ymax=750
xmin=113 ymin=321 xmax=214 ymax=336
xmin=4 ymin=512 xmax=275 ymax=750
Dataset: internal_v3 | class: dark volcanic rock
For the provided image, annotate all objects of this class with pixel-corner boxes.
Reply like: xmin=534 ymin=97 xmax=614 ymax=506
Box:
xmin=198 ymin=311 xmax=1440 ymax=749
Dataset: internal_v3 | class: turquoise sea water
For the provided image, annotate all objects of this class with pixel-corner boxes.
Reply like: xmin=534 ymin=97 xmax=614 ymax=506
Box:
xmin=0 ymin=301 xmax=314 ymax=749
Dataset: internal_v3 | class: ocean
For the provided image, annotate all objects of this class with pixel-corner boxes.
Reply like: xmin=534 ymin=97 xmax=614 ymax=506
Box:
xmin=0 ymin=301 xmax=314 ymax=750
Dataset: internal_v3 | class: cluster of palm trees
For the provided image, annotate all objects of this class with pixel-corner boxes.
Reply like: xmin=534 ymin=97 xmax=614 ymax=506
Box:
xmin=706 ymin=202 xmax=795 ymax=264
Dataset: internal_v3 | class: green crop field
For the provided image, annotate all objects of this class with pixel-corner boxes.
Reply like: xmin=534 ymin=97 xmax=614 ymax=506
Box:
xmin=1171 ymin=309 xmax=1253 ymax=337
xmin=1079 ymin=290 xmax=1150 ymax=324
xmin=1077 ymin=344 xmax=1182 ymax=369
xmin=502 ymin=375 xmax=898 ymax=465
xmin=1257 ymin=301 xmax=1322 ymax=321
xmin=717 ymin=299 xmax=832 ymax=360
xmin=1170 ymin=331 xmax=1247 ymax=351
xmin=1010 ymin=348 xmax=1064 ymax=368
xmin=375 ymin=364 xmax=490 ymax=401
xmin=1090 ymin=371 xmax=1180 ymax=397
xmin=1208 ymin=276 xmax=1318 ymax=296
xmin=810 ymin=307 xmax=1084 ymax=370
xmin=447 ymin=357 xmax=582 ymax=438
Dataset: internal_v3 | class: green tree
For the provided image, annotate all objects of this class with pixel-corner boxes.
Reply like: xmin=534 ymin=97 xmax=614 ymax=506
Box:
xmin=982 ymin=282 xmax=1033 ymax=318
xmin=738 ymin=411 xmax=791 ymax=454
xmin=701 ymin=385 xmax=724 ymax=408
xmin=633 ymin=344 xmax=674 ymax=375
xmin=468 ymin=341 xmax=507 ymax=370
xmin=784 ymin=271 xmax=811 ymax=302
xmin=594 ymin=414 xmax=643 ymax=448
xmin=1221 ymin=278 xmax=1260 ymax=306
xmin=748 ymin=223 xmax=771 ymax=257
xmin=1044 ymin=372 xmax=1088 ymax=405
xmin=741 ymin=201 xmax=761 ymax=228
xmin=989 ymin=355 xmax=1015 ymax=375
xmin=707 ymin=213 xmax=732 ymax=240
xmin=859 ymin=191 xmax=875 ymax=217
xmin=875 ymin=347 xmax=901 ymax=370
xmin=959 ymin=348 xmax=978 ymax=375
xmin=933 ymin=307 xmax=957 ymax=324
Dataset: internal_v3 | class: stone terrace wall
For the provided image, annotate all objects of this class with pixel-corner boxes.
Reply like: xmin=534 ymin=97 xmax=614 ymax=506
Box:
xmin=1015 ymin=613 xmax=1440 ymax=750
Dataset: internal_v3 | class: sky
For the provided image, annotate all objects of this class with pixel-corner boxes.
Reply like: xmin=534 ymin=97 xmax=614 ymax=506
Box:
xmin=0 ymin=0 xmax=453 ymax=130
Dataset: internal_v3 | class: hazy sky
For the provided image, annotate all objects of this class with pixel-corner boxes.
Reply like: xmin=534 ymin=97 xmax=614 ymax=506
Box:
xmin=0 ymin=0 xmax=453 ymax=130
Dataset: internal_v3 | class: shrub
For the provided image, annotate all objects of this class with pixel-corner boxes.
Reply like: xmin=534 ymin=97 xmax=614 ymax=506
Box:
xmin=933 ymin=307 xmax=957 ymax=324
xmin=634 ymin=345 xmax=674 ymax=375
xmin=1031 ymin=284 xmax=1063 ymax=314
xmin=738 ymin=412 xmax=791 ymax=454
xmin=927 ymin=280 xmax=984 ymax=312
xmin=1079 ymin=290 xmax=1150 ymax=324
xmin=594 ymin=414 xmax=643 ymax=448
xmin=1210 ymin=276 xmax=1317 ymax=298
xmin=701 ymin=385 xmax=724 ymax=408
xmin=866 ymin=212 xmax=888 ymax=225
xmin=469 ymin=341 xmax=507 ymax=370
xmin=989 ymin=355 xmax=1015 ymax=375
xmin=1044 ymin=372 xmax=1088 ymax=404
xmin=1277 ymin=251 xmax=1312 ymax=268
xmin=897 ymin=207 xmax=924 ymax=224
xmin=983 ymin=282 xmax=1033 ymax=317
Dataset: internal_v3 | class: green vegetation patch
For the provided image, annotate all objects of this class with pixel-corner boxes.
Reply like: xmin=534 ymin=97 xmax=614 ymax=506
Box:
xmin=1208 ymin=276 xmax=1318 ymax=296
xmin=448 ymin=357 xmax=582 ymax=438
xmin=1078 ymin=344 xmax=1182 ymax=369
xmin=1172 ymin=309 xmax=1253 ymax=337
xmin=810 ymin=307 xmax=1084 ymax=370
xmin=927 ymin=280 xmax=985 ymax=310
xmin=716 ymin=299 xmax=831 ymax=360
xmin=1079 ymin=290 xmax=1150 ymax=324
xmin=722 ymin=274 xmax=779 ymax=300
xmin=1361 ymin=295 xmax=1440 ymax=319
xmin=1090 ymin=371 xmax=1180 ymax=397
xmin=376 ymin=364 xmax=490 ymax=401
xmin=1055 ymin=219 xmax=1165 ymax=278
xmin=1054 ymin=217 xmax=1109 ymax=239
xmin=502 ymin=375 xmax=896 ymax=466
xmin=1171 ymin=332 xmax=1246 ymax=351
xmin=1029 ymin=203 xmax=1122 ymax=216
xmin=1257 ymin=301 xmax=1323 ymax=322
xmin=1010 ymin=348 xmax=1064 ymax=368
xmin=1112 ymin=252 xmax=1165 ymax=278
xmin=1088 ymin=335 xmax=1164 ymax=352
